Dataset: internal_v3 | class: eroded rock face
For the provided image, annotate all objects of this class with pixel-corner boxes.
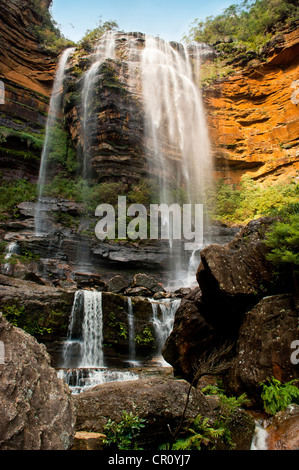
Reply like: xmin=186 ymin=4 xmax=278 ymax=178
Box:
xmin=205 ymin=24 xmax=299 ymax=183
xmin=0 ymin=314 xmax=75 ymax=450
xmin=0 ymin=0 xmax=57 ymax=181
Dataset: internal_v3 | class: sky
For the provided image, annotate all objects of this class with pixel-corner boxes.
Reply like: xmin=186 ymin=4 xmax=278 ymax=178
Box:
xmin=51 ymin=0 xmax=244 ymax=44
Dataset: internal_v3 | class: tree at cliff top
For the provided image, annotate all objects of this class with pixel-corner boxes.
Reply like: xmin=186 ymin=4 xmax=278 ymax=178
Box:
xmin=30 ymin=0 xmax=76 ymax=53
xmin=184 ymin=0 xmax=299 ymax=50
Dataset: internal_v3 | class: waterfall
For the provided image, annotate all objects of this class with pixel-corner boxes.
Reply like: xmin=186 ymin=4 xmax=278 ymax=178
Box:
xmin=141 ymin=36 xmax=213 ymax=285
xmin=141 ymin=37 xmax=213 ymax=205
xmin=80 ymin=290 xmax=104 ymax=367
xmin=2 ymin=242 xmax=19 ymax=274
xmin=62 ymin=290 xmax=104 ymax=368
xmin=127 ymin=297 xmax=136 ymax=363
xmin=251 ymin=421 xmax=269 ymax=450
xmin=150 ymin=298 xmax=181 ymax=365
xmin=35 ymin=47 xmax=75 ymax=236
xmin=81 ymin=30 xmax=116 ymax=178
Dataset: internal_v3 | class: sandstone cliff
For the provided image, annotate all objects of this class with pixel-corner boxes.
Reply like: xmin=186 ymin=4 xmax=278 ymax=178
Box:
xmin=204 ymin=23 xmax=299 ymax=183
xmin=0 ymin=0 xmax=57 ymax=181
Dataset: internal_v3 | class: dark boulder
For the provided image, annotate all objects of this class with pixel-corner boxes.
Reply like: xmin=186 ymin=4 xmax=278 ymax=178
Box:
xmin=0 ymin=314 xmax=76 ymax=450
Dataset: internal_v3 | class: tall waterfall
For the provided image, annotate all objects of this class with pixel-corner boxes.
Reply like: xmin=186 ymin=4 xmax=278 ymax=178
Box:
xmin=81 ymin=31 xmax=116 ymax=178
xmin=141 ymin=36 xmax=213 ymax=209
xmin=140 ymin=37 xmax=213 ymax=286
xmin=34 ymin=47 xmax=75 ymax=235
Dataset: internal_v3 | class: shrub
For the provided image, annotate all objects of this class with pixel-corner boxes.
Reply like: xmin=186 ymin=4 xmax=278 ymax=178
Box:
xmin=103 ymin=411 xmax=146 ymax=450
xmin=260 ymin=377 xmax=299 ymax=415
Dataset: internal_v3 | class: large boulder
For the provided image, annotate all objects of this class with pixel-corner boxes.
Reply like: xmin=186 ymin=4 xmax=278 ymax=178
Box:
xmin=0 ymin=314 xmax=76 ymax=450
xmin=266 ymin=405 xmax=299 ymax=450
xmin=74 ymin=377 xmax=210 ymax=449
xmin=163 ymin=217 xmax=298 ymax=398
xmin=196 ymin=217 xmax=275 ymax=326
xmin=224 ymin=294 xmax=299 ymax=401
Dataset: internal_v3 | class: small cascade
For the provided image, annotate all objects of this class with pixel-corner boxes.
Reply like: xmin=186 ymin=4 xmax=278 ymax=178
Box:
xmin=2 ymin=242 xmax=19 ymax=274
xmin=35 ymin=47 xmax=75 ymax=236
xmin=60 ymin=290 xmax=140 ymax=393
xmin=251 ymin=420 xmax=269 ymax=450
xmin=150 ymin=298 xmax=181 ymax=365
xmin=57 ymin=368 xmax=138 ymax=395
xmin=127 ymin=297 xmax=137 ymax=364
xmin=62 ymin=290 xmax=104 ymax=368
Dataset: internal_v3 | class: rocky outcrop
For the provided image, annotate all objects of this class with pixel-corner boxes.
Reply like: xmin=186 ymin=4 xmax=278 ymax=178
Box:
xmin=163 ymin=217 xmax=299 ymax=400
xmin=73 ymin=376 xmax=255 ymax=450
xmin=0 ymin=0 xmax=56 ymax=181
xmin=224 ymin=294 xmax=299 ymax=401
xmin=205 ymin=23 xmax=299 ymax=183
xmin=0 ymin=313 xmax=75 ymax=450
xmin=266 ymin=405 xmax=299 ymax=450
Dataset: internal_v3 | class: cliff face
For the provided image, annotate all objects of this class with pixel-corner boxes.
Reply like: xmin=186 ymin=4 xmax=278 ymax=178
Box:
xmin=0 ymin=0 xmax=56 ymax=181
xmin=205 ymin=24 xmax=299 ymax=183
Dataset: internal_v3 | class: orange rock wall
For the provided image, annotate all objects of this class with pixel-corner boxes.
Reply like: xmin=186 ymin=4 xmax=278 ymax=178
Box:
xmin=204 ymin=27 xmax=299 ymax=183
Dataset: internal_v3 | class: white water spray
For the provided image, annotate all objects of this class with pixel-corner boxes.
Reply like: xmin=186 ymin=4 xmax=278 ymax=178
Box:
xmin=150 ymin=298 xmax=181 ymax=365
xmin=35 ymin=47 xmax=75 ymax=235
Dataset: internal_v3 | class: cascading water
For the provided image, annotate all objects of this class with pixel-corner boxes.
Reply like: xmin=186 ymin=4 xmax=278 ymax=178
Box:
xmin=150 ymin=298 xmax=181 ymax=366
xmin=141 ymin=36 xmax=214 ymax=286
xmin=62 ymin=290 xmax=104 ymax=368
xmin=2 ymin=242 xmax=19 ymax=275
xmin=250 ymin=420 xmax=269 ymax=450
xmin=127 ymin=297 xmax=136 ymax=363
xmin=60 ymin=289 xmax=139 ymax=393
xmin=81 ymin=30 xmax=116 ymax=178
xmin=34 ymin=47 xmax=75 ymax=236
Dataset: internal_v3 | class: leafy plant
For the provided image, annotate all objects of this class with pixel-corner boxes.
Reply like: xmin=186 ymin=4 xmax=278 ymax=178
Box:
xmin=260 ymin=377 xmax=299 ymax=415
xmin=264 ymin=214 xmax=299 ymax=291
xmin=163 ymin=415 xmax=226 ymax=450
xmin=103 ymin=411 xmax=146 ymax=450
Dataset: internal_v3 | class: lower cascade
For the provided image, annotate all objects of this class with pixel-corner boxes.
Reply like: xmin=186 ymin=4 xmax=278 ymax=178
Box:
xmin=58 ymin=290 xmax=181 ymax=393
xmin=250 ymin=421 xmax=269 ymax=450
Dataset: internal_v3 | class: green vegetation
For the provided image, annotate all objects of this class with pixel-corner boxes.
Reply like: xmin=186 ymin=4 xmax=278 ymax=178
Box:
xmin=260 ymin=377 xmax=299 ymax=415
xmin=0 ymin=126 xmax=44 ymax=151
xmin=78 ymin=20 xmax=119 ymax=52
xmin=30 ymin=0 xmax=76 ymax=53
xmin=135 ymin=327 xmax=155 ymax=349
xmin=161 ymin=382 xmax=249 ymax=450
xmin=103 ymin=411 xmax=146 ymax=450
xmin=0 ymin=177 xmax=37 ymax=220
xmin=265 ymin=214 xmax=299 ymax=289
xmin=185 ymin=0 xmax=299 ymax=52
xmin=1 ymin=303 xmax=68 ymax=337
xmin=207 ymin=175 xmax=299 ymax=225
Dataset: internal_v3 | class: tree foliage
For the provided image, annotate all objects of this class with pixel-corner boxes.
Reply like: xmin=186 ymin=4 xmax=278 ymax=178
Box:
xmin=184 ymin=0 xmax=299 ymax=50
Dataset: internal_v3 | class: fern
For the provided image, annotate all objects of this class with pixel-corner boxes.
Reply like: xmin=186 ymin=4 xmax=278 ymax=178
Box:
xmin=260 ymin=377 xmax=299 ymax=415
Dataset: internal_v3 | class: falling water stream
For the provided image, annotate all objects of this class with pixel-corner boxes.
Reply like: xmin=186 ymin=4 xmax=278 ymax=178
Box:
xmin=58 ymin=290 xmax=181 ymax=393
xmin=36 ymin=32 xmax=215 ymax=393
xmin=34 ymin=47 xmax=75 ymax=236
